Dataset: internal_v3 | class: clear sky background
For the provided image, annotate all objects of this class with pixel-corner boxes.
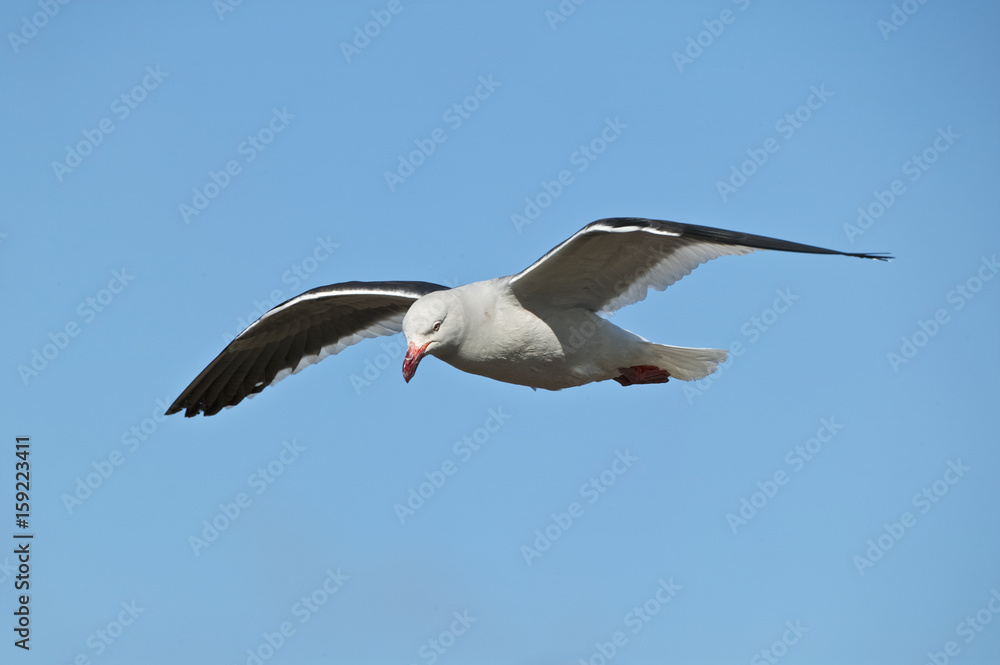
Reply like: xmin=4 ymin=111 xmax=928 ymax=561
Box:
xmin=2 ymin=2 xmax=999 ymax=664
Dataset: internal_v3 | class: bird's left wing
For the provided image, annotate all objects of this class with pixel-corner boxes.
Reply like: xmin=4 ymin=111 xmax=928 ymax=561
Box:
xmin=508 ymin=218 xmax=891 ymax=312
xmin=166 ymin=280 xmax=448 ymax=417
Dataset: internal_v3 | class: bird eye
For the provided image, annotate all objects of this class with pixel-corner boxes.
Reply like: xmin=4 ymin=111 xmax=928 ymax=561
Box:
xmin=432 ymin=320 xmax=441 ymax=332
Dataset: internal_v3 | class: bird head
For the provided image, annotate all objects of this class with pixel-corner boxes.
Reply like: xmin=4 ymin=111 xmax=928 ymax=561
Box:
xmin=401 ymin=290 xmax=463 ymax=383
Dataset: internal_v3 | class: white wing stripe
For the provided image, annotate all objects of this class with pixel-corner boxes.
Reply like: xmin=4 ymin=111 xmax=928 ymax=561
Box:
xmin=589 ymin=223 xmax=682 ymax=237
xmin=244 ymin=287 xmax=422 ymax=335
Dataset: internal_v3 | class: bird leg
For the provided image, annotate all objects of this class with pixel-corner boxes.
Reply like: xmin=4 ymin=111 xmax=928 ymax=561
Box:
xmin=613 ymin=365 xmax=671 ymax=386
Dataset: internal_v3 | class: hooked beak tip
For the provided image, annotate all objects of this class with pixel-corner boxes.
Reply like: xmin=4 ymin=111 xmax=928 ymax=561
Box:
xmin=402 ymin=341 xmax=430 ymax=383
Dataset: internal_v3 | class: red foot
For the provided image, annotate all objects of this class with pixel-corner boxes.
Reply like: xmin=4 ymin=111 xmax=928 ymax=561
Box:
xmin=613 ymin=365 xmax=671 ymax=386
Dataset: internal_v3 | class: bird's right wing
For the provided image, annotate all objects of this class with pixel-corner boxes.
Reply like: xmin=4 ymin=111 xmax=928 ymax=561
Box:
xmin=166 ymin=280 xmax=448 ymax=417
xmin=508 ymin=218 xmax=891 ymax=313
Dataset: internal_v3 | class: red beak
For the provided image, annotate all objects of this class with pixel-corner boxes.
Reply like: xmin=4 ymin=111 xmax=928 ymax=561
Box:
xmin=402 ymin=341 xmax=431 ymax=383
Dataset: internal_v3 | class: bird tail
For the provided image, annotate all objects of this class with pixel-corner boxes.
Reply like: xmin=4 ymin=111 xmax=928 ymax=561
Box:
xmin=643 ymin=343 xmax=728 ymax=381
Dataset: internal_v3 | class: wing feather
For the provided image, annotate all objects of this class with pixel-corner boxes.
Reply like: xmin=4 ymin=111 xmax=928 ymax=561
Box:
xmin=167 ymin=280 xmax=448 ymax=417
xmin=509 ymin=218 xmax=890 ymax=312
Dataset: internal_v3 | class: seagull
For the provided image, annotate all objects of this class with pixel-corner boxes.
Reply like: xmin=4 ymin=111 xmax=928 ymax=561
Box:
xmin=166 ymin=218 xmax=890 ymax=417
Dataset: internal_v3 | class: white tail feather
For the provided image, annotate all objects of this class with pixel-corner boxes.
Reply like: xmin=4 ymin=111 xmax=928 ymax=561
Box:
xmin=644 ymin=344 xmax=728 ymax=381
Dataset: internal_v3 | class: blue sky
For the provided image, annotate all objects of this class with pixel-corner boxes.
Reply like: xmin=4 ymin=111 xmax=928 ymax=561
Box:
xmin=2 ymin=1 xmax=999 ymax=663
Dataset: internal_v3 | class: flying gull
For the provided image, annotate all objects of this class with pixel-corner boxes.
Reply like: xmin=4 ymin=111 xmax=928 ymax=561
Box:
xmin=166 ymin=218 xmax=890 ymax=417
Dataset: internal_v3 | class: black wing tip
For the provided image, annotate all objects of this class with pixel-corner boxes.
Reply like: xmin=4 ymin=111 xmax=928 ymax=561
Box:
xmin=165 ymin=393 xmax=232 ymax=417
xmin=164 ymin=399 xmax=206 ymax=418
xmin=590 ymin=218 xmax=894 ymax=261
xmin=176 ymin=403 xmax=223 ymax=418
xmin=846 ymin=251 xmax=894 ymax=261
